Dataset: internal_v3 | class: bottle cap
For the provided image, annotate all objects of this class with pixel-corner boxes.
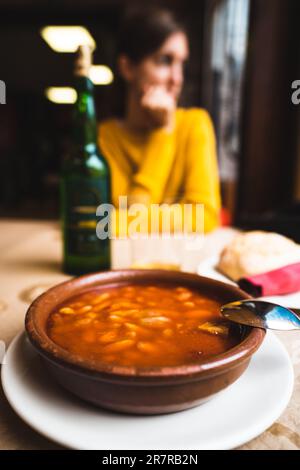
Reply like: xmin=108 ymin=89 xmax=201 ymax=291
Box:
xmin=74 ymin=45 xmax=92 ymax=77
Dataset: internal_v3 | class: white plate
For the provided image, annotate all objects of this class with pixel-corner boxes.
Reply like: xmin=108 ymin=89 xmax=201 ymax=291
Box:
xmin=1 ymin=332 xmax=293 ymax=450
xmin=197 ymin=256 xmax=234 ymax=284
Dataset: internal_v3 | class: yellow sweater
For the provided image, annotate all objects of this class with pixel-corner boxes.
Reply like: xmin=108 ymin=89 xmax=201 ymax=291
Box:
xmin=98 ymin=108 xmax=221 ymax=235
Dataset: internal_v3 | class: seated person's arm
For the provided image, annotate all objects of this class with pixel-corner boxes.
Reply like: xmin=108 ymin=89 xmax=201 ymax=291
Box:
xmin=179 ymin=109 xmax=221 ymax=233
xmin=128 ymin=127 xmax=175 ymax=205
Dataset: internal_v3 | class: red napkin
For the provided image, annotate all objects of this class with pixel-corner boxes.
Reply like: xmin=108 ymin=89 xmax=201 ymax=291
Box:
xmin=237 ymin=262 xmax=300 ymax=297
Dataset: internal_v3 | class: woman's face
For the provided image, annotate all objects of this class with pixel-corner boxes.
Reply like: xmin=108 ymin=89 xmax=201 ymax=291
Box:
xmin=122 ymin=31 xmax=189 ymax=102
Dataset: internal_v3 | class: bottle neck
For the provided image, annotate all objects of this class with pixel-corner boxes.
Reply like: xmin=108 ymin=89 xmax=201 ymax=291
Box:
xmin=72 ymin=75 xmax=97 ymax=151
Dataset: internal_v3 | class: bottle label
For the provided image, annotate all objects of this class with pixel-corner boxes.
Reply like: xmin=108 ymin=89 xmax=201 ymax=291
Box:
xmin=63 ymin=178 xmax=110 ymax=257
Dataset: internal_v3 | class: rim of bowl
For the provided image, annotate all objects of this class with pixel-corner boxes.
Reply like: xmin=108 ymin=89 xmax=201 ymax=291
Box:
xmin=25 ymin=269 xmax=266 ymax=381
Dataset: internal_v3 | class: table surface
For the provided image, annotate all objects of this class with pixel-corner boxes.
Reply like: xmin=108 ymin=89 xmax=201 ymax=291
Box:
xmin=0 ymin=219 xmax=299 ymax=450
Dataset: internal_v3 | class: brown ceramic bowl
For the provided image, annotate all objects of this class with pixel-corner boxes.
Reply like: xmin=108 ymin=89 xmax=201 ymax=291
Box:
xmin=25 ymin=269 xmax=265 ymax=415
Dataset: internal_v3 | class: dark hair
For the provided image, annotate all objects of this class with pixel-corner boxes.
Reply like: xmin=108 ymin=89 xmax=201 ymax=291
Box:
xmin=110 ymin=6 xmax=186 ymax=118
xmin=117 ymin=6 xmax=185 ymax=63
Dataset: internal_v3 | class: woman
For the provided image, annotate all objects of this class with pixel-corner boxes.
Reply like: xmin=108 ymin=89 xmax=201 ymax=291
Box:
xmin=98 ymin=6 xmax=221 ymax=235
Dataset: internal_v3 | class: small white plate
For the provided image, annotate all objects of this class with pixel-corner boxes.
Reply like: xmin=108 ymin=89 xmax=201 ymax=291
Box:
xmin=1 ymin=332 xmax=293 ymax=450
xmin=197 ymin=256 xmax=234 ymax=284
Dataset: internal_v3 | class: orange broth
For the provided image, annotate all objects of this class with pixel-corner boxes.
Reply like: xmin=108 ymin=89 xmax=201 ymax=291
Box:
xmin=47 ymin=284 xmax=239 ymax=367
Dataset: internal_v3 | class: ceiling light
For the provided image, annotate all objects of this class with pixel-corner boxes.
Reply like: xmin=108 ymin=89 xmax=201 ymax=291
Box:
xmin=45 ymin=87 xmax=77 ymax=104
xmin=40 ymin=26 xmax=96 ymax=53
xmin=90 ymin=65 xmax=113 ymax=85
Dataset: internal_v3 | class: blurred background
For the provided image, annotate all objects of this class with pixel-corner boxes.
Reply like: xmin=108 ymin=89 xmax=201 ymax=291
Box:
xmin=0 ymin=0 xmax=300 ymax=239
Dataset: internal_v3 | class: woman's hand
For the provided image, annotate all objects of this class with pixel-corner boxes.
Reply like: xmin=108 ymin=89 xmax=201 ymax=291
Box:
xmin=140 ymin=85 xmax=176 ymax=131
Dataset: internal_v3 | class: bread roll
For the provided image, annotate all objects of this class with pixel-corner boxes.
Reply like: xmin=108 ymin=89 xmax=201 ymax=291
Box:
xmin=217 ymin=231 xmax=300 ymax=281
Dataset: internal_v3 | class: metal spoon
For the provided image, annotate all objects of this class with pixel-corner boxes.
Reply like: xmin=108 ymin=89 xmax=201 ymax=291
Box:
xmin=221 ymin=300 xmax=300 ymax=330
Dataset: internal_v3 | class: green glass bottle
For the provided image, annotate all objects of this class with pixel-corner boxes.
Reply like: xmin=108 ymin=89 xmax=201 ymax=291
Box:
xmin=61 ymin=45 xmax=111 ymax=275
